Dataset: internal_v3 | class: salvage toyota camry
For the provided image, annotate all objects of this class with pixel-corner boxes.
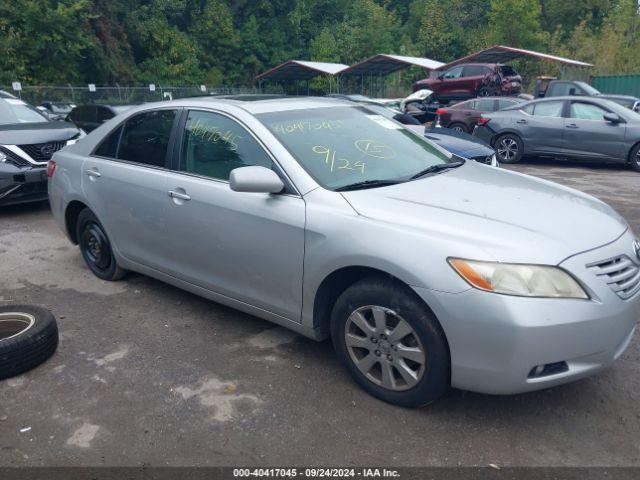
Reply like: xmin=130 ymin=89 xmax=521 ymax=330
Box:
xmin=48 ymin=97 xmax=639 ymax=407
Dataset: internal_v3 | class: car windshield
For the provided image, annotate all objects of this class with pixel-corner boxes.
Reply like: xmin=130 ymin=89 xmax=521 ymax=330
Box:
xmin=575 ymin=81 xmax=601 ymax=95
xmin=0 ymin=99 xmax=49 ymax=124
xmin=598 ymin=98 xmax=640 ymax=121
xmin=500 ymin=65 xmax=517 ymax=76
xmin=257 ymin=106 xmax=454 ymax=191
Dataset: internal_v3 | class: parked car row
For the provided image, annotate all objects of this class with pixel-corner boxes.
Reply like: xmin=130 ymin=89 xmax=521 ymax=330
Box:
xmin=472 ymin=96 xmax=640 ymax=171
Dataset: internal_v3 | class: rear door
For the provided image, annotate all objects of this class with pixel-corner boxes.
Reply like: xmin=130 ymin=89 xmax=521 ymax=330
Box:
xmin=163 ymin=109 xmax=306 ymax=321
xmin=563 ymin=100 xmax=626 ymax=160
xmin=518 ymin=100 xmax=565 ymax=154
xmin=82 ymin=108 xmax=179 ymax=270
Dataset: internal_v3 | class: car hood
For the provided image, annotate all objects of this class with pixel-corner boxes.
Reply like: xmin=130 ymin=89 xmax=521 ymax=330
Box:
xmin=340 ymin=161 xmax=628 ymax=264
xmin=423 ymin=128 xmax=493 ymax=158
xmin=0 ymin=122 xmax=80 ymax=145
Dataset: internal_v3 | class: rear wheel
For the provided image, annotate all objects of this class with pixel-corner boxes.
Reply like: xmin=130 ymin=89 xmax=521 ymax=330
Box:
xmin=448 ymin=122 xmax=468 ymax=134
xmin=77 ymin=209 xmax=127 ymax=281
xmin=330 ymin=277 xmax=450 ymax=407
xmin=630 ymin=143 xmax=640 ymax=172
xmin=495 ymin=133 xmax=524 ymax=164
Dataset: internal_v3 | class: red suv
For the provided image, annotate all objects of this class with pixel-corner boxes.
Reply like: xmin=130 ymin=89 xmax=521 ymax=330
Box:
xmin=413 ymin=63 xmax=522 ymax=101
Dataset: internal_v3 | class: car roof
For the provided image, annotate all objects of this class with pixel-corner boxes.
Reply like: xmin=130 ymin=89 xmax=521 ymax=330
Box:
xmin=143 ymin=95 xmax=355 ymax=115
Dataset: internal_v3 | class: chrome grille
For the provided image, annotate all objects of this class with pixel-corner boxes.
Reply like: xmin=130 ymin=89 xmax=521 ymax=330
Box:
xmin=588 ymin=255 xmax=640 ymax=300
xmin=18 ymin=141 xmax=66 ymax=162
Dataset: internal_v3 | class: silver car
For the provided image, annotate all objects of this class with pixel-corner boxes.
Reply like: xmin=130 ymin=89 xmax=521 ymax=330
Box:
xmin=48 ymin=97 xmax=640 ymax=407
xmin=474 ymin=96 xmax=640 ymax=171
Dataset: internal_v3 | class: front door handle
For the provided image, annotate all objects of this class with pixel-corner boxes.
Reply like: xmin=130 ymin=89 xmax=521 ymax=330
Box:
xmin=516 ymin=119 xmax=527 ymax=124
xmin=85 ymin=168 xmax=101 ymax=178
xmin=168 ymin=190 xmax=191 ymax=201
xmin=566 ymin=123 xmax=579 ymax=129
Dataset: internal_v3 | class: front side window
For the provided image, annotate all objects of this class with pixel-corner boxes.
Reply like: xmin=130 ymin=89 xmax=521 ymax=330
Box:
xmin=443 ymin=67 xmax=464 ymax=79
xmin=257 ymin=106 xmax=453 ymax=191
xmin=533 ymin=101 xmax=564 ymax=118
xmin=180 ymin=110 xmax=272 ymax=181
xmin=117 ymin=110 xmax=176 ymax=167
xmin=570 ymin=102 xmax=607 ymax=121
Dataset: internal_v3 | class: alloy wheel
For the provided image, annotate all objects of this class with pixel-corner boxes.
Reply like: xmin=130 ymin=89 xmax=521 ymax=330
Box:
xmin=452 ymin=125 xmax=465 ymax=133
xmin=497 ymin=137 xmax=518 ymax=162
xmin=344 ymin=305 xmax=426 ymax=391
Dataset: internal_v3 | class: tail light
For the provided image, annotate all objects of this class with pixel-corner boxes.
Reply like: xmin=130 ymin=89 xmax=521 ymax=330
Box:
xmin=435 ymin=108 xmax=448 ymax=116
xmin=47 ymin=160 xmax=56 ymax=177
xmin=477 ymin=117 xmax=491 ymax=125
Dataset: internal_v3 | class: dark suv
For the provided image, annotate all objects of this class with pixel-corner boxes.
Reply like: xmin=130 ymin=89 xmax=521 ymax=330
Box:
xmin=66 ymin=104 xmax=133 ymax=133
xmin=413 ymin=63 xmax=522 ymax=101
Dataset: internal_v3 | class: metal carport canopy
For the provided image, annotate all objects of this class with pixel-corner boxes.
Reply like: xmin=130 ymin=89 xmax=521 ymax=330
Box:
xmin=255 ymin=60 xmax=349 ymax=81
xmin=437 ymin=45 xmax=593 ymax=70
xmin=338 ymin=54 xmax=445 ymax=77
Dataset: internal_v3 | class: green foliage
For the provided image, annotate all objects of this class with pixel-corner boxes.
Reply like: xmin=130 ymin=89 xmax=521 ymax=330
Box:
xmin=0 ymin=0 xmax=638 ymax=87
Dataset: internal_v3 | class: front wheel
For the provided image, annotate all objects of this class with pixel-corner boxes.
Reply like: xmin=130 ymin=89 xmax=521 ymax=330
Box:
xmin=330 ymin=277 xmax=450 ymax=407
xmin=494 ymin=133 xmax=524 ymax=164
xmin=630 ymin=143 xmax=640 ymax=172
xmin=77 ymin=209 xmax=127 ymax=281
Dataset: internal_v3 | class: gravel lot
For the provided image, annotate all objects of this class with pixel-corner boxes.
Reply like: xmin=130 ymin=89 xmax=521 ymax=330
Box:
xmin=1 ymin=160 xmax=639 ymax=467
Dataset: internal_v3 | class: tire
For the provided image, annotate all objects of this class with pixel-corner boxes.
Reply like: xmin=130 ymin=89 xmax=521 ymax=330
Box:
xmin=629 ymin=143 xmax=640 ymax=172
xmin=77 ymin=208 xmax=127 ymax=281
xmin=448 ymin=122 xmax=469 ymax=134
xmin=0 ymin=305 xmax=58 ymax=380
xmin=494 ymin=133 xmax=524 ymax=164
xmin=478 ymin=86 xmax=494 ymax=97
xmin=330 ymin=277 xmax=450 ymax=407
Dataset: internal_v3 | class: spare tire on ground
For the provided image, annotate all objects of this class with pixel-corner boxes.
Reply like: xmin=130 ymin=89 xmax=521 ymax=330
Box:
xmin=0 ymin=305 xmax=58 ymax=380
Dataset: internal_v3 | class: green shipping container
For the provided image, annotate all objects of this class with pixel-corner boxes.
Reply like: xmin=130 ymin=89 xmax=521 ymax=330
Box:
xmin=591 ymin=74 xmax=640 ymax=97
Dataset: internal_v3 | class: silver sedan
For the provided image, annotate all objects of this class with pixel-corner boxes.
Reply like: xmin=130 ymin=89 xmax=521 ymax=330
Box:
xmin=48 ymin=97 xmax=639 ymax=407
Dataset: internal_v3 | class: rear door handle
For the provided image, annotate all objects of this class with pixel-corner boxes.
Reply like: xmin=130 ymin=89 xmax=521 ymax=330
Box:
xmin=566 ymin=123 xmax=579 ymax=129
xmin=85 ymin=169 xmax=101 ymax=178
xmin=168 ymin=190 xmax=191 ymax=201
xmin=516 ymin=119 xmax=527 ymax=124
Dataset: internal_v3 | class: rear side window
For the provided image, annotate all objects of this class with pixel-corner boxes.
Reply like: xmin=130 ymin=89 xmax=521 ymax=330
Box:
xmin=532 ymin=101 xmax=564 ymax=118
xmin=474 ymin=99 xmax=495 ymax=111
xmin=180 ymin=110 xmax=272 ymax=181
xmin=94 ymin=125 xmax=123 ymax=158
xmin=117 ymin=110 xmax=177 ymax=167
xmin=497 ymin=99 xmax=518 ymax=110
xmin=97 ymin=107 xmax=114 ymax=122
xmin=463 ymin=65 xmax=486 ymax=77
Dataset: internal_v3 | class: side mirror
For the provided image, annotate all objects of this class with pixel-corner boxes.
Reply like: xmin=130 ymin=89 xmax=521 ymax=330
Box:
xmin=603 ymin=112 xmax=623 ymax=124
xmin=229 ymin=166 xmax=284 ymax=194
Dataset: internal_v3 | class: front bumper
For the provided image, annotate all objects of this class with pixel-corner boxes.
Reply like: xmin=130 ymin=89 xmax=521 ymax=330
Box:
xmin=0 ymin=162 xmax=48 ymax=206
xmin=414 ymin=231 xmax=639 ymax=395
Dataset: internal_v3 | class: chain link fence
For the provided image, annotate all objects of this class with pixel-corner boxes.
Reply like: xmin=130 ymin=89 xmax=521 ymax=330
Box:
xmin=1 ymin=85 xmax=260 ymax=106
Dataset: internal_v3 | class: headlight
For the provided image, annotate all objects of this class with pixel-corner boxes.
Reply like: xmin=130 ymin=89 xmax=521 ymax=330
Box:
xmin=448 ymin=258 xmax=589 ymax=299
xmin=0 ymin=150 xmax=6 ymax=162
xmin=490 ymin=154 xmax=499 ymax=167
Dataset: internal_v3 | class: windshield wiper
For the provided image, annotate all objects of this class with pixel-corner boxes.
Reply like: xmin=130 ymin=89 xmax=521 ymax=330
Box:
xmin=409 ymin=160 xmax=465 ymax=180
xmin=334 ymin=179 xmax=401 ymax=192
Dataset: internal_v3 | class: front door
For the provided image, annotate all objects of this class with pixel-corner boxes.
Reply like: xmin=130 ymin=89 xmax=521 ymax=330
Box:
xmin=163 ymin=109 xmax=306 ymax=321
xmin=563 ymin=101 xmax=626 ymax=161
xmin=82 ymin=109 xmax=179 ymax=270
